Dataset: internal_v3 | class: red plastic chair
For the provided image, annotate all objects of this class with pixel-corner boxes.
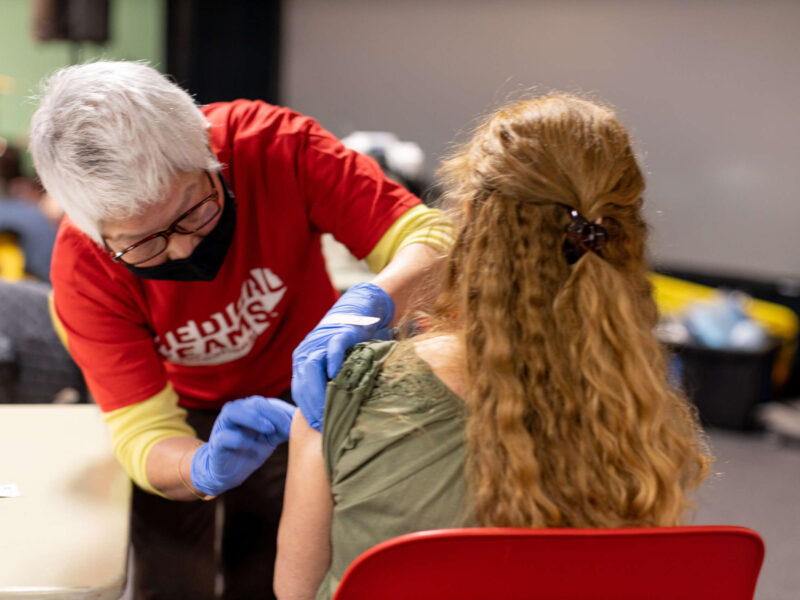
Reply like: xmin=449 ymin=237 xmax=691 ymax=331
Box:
xmin=332 ymin=526 xmax=764 ymax=600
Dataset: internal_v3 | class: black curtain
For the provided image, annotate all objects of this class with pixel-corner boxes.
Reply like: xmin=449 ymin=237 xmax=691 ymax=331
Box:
xmin=166 ymin=0 xmax=282 ymax=105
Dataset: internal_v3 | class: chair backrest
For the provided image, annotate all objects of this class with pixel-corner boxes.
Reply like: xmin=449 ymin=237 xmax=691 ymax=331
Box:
xmin=332 ymin=526 xmax=765 ymax=600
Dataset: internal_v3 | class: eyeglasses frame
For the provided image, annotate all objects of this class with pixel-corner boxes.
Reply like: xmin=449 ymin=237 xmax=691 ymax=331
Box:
xmin=104 ymin=171 xmax=221 ymax=266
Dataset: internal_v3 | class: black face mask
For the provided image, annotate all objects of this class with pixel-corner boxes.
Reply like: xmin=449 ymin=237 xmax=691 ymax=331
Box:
xmin=124 ymin=174 xmax=237 ymax=282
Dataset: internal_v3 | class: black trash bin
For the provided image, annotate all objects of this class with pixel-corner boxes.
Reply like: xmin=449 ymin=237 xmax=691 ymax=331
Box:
xmin=669 ymin=341 xmax=780 ymax=430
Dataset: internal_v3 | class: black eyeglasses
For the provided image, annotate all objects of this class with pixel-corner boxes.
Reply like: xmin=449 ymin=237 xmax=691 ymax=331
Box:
xmin=104 ymin=171 xmax=221 ymax=266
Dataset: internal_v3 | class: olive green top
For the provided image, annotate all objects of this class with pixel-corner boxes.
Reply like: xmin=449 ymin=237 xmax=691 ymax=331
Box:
xmin=317 ymin=340 xmax=474 ymax=600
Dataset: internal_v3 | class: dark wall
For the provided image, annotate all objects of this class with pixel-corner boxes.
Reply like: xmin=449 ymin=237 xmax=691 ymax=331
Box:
xmin=167 ymin=0 xmax=281 ymax=105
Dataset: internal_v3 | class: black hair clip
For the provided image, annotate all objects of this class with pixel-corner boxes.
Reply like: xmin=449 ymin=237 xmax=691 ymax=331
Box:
xmin=562 ymin=207 xmax=608 ymax=265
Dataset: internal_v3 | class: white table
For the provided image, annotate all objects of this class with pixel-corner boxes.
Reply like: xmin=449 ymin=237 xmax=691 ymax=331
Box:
xmin=0 ymin=405 xmax=131 ymax=599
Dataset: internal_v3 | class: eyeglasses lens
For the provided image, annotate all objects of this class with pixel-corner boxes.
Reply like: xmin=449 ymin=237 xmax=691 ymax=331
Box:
xmin=174 ymin=200 xmax=220 ymax=233
xmin=115 ymin=183 xmax=221 ymax=265
xmin=124 ymin=237 xmax=169 ymax=266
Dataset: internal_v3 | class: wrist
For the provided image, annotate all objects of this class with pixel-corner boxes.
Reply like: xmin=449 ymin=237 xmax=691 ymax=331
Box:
xmin=350 ymin=281 xmax=395 ymax=326
xmin=184 ymin=443 xmax=217 ymax=500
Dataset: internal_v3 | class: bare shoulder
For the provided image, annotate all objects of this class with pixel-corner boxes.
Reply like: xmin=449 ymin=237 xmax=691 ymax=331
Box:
xmin=412 ymin=334 xmax=466 ymax=399
xmin=412 ymin=334 xmax=458 ymax=356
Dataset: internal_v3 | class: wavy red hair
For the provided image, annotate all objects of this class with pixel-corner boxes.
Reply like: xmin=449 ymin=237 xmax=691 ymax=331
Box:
xmin=422 ymin=93 xmax=711 ymax=527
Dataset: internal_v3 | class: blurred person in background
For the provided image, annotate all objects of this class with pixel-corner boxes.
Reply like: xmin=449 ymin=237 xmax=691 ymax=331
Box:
xmin=0 ymin=144 xmax=80 ymax=409
xmin=274 ymin=94 xmax=712 ymax=600
xmin=29 ymin=60 xmax=450 ymax=600
xmin=0 ymin=142 xmax=57 ymax=281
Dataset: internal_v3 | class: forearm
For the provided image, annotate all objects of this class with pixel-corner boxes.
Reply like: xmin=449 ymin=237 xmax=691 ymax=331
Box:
xmin=362 ymin=203 xmax=452 ymax=323
xmin=100 ymin=383 xmax=204 ymax=499
xmin=146 ymin=436 xmax=208 ymax=501
xmin=369 ymin=242 xmax=445 ymax=325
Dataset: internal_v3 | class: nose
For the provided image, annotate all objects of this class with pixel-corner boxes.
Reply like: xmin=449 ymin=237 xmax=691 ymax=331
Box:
xmin=164 ymin=233 xmax=200 ymax=261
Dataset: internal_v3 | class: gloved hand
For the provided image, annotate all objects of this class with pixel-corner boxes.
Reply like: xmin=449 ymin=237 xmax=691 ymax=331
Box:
xmin=292 ymin=281 xmax=395 ymax=432
xmin=191 ymin=396 xmax=295 ymax=497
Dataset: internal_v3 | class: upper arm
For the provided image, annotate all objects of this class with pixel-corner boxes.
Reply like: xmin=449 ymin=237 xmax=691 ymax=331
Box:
xmin=364 ymin=204 xmax=454 ymax=272
xmin=275 ymin=410 xmax=334 ymax=600
xmin=297 ymin=121 xmax=420 ymax=260
xmin=50 ymin=230 xmax=167 ymax=411
xmin=53 ymin=286 xmax=166 ymax=410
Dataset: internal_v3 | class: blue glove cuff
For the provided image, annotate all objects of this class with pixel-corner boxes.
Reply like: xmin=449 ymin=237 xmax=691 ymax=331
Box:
xmin=190 ymin=443 xmax=219 ymax=497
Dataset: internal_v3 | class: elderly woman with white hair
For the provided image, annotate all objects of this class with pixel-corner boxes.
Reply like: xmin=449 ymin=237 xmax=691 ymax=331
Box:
xmin=29 ymin=60 xmax=450 ymax=600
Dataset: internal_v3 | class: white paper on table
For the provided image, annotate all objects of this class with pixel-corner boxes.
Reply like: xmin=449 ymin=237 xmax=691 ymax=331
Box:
xmin=0 ymin=483 xmax=20 ymax=497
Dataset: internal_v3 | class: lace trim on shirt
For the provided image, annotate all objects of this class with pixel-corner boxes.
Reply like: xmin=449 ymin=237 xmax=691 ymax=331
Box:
xmin=368 ymin=341 xmax=460 ymax=412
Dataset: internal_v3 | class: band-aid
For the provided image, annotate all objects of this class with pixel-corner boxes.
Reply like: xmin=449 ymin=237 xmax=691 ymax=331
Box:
xmin=319 ymin=314 xmax=381 ymax=327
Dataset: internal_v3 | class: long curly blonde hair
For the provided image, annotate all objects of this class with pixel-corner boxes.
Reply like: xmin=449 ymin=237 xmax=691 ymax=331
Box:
xmin=427 ymin=93 xmax=711 ymax=528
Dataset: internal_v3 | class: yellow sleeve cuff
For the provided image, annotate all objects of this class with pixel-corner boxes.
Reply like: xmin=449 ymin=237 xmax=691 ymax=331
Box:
xmin=365 ymin=204 xmax=454 ymax=273
xmin=101 ymin=383 xmax=197 ymax=496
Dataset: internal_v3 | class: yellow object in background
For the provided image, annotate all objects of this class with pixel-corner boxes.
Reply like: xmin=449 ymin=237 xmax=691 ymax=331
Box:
xmin=0 ymin=232 xmax=25 ymax=281
xmin=0 ymin=73 xmax=15 ymax=95
xmin=650 ymin=272 xmax=799 ymax=388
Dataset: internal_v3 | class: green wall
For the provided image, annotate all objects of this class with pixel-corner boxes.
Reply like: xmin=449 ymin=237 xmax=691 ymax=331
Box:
xmin=0 ymin=0 xmax=165 ymax=175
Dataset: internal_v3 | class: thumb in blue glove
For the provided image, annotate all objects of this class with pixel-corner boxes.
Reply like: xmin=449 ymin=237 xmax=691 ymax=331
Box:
xmin=292 ymin=281 xmax=395 ymax=432
xmin=191 ymin=396 xmax=296 ymax=497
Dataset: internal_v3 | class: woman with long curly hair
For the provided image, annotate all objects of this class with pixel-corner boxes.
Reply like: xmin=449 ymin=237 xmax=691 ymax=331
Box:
xmin=274 ymin=93 xmax=712 ymax=600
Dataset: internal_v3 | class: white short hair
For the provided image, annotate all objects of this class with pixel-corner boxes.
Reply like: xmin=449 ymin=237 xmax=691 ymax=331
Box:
xmin=29 ymin=60 xmax=221 ymax=243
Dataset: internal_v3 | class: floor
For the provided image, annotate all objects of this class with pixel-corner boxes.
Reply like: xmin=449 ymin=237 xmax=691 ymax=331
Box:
xmin=119 ymin=428 xmax=800 ymax=599
xmin=694 ymin=428 xmax=800 ymax=600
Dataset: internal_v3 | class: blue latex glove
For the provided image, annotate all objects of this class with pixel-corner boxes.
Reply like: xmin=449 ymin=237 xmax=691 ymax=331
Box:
xmin=191 ymin=396 xmax=295 ymax=497
xmin=292 ymin=281 xmax=395 ymax=431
